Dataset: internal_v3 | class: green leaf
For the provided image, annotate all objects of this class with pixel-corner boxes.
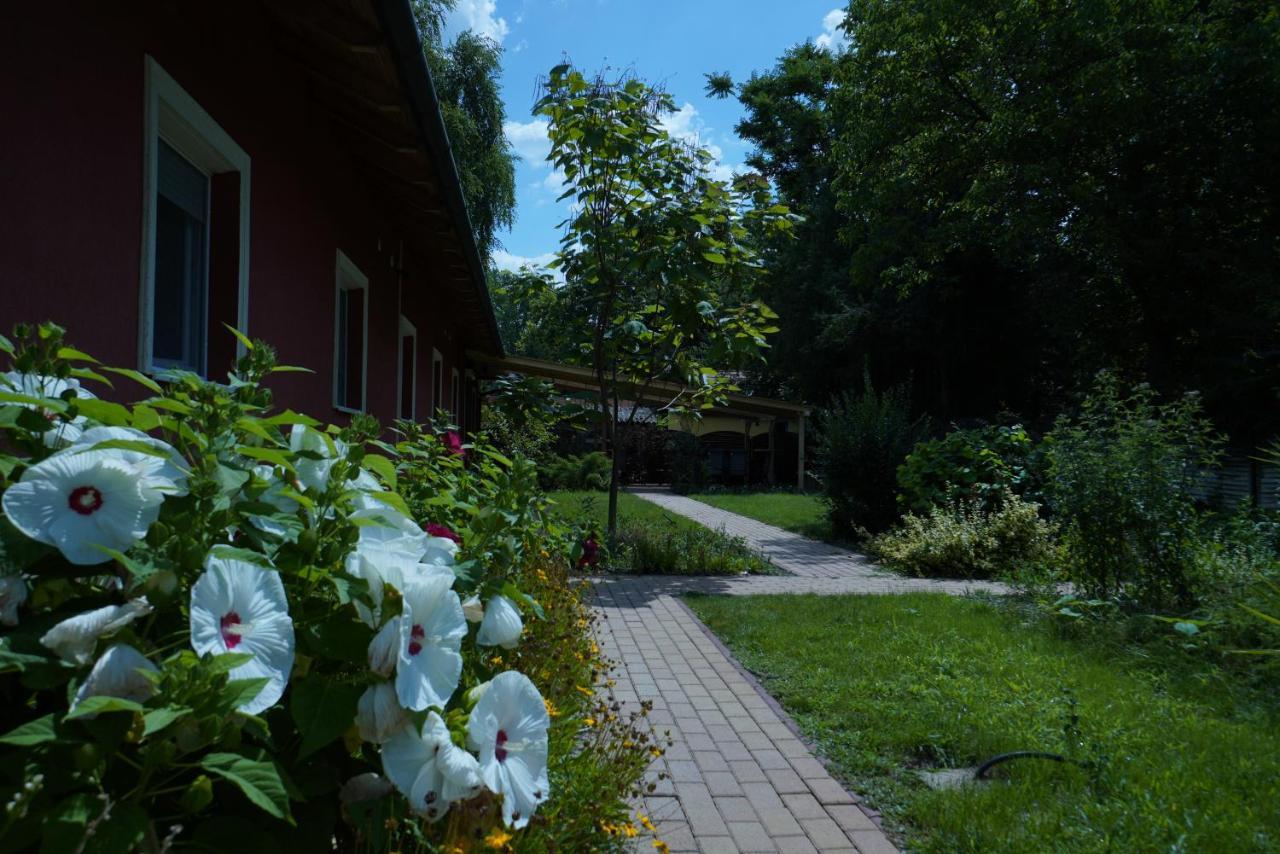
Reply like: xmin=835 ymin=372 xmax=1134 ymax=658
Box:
xmin=221 ymin=678 xmax=269 ymax=712
xmin=361 ymin=453 xmax=397 ymax=490
xmin=0 ymin=713 xmax=60 ymax=746
xmin=237 ymin=446 xmax=296 ymax=472
xmin=92 ymin=801 xmax=149 ymax=853
xmin=263 ymin=410 xmax=320 ymax=427
xmin=142 ymin=706 xmax=191 ymax=737
xmin=143 ymin=397 xmax=194 ymax=415
xmin=56 ymin=346 xmax=100 ymax=363
xmin=201 ymin=752 xmax=294 ymax=822
xmin=65 ymin=696 xmax=144 ymax=720
xmin=289 ymin=676 xmax=362 ymax=759
xmin=702 ymin=251 xmax=727 ymax=264
xmin=206 ymin=652 xmax=255 ymax=675
xmin=103 ymin=367 xmax=164 ymax=394
xmin=75 ymin=397 xmax=133 ymax=425
xmin=223 ymin=323 xmax=255 ymax=351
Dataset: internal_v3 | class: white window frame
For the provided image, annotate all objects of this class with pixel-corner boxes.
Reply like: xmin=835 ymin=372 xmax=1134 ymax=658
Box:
xmin=332 ymin=251 xmax=369 ymax=414
xmin=397 ymin=315 xmax=417 ymax=421
xmin=431 ymin=348 xmax=444 ymax=416
xmin=140 ymin=56 xmax=250 ymax=374
xmin=450 ymin=367 xmax=461 ymax=419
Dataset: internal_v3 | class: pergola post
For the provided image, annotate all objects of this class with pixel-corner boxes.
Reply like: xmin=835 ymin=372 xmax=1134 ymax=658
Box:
xmin=766 ymin=416 xmax=776 ymax=486
xmin=743 ymin=417 xmax=753 ymax=486
xmin=796 ymin=414 xmax=806 ymax=490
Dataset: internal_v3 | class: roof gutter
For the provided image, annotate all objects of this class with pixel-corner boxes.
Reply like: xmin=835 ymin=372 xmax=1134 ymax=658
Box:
xmin=370 ymin=0 xmax=504 ymax=357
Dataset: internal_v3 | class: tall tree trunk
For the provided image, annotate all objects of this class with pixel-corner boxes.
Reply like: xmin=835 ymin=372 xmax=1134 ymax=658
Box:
xmin=607 ymin=388 xmax=620 ymax=542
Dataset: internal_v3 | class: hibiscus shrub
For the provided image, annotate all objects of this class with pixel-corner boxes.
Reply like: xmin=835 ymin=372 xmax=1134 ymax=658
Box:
xmin=0 ymin=323 xmax=652 ymax=852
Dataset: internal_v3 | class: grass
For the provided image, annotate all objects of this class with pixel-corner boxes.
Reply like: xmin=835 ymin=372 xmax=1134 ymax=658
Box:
xmin=687 ymin=592 xmax=1280 ymax=853
xmin=548 ymin=490 xmax=775 ymax=575
xmin=547 ymin=489 xmax=702 ymax=531
xmin=688 ymin=491 xmax=832 ymax=541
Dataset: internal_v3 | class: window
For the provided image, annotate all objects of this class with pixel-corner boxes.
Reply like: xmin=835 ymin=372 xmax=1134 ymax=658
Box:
xmin=397 ymin=316 xmax=417 ymax=421
xmin=141 ymin=57 xmax=250 ymax=375
xmin=431 ymin=349 xmax=444 ymax=417
xmin=333 ymin=252 xmax=368 ymax=412
xmin=450 ymin=367 xmax=461 ymax=419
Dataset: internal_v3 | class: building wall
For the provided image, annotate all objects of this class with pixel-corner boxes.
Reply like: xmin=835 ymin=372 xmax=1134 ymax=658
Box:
xmin=0 ymin=1 xmax=474 ymax=426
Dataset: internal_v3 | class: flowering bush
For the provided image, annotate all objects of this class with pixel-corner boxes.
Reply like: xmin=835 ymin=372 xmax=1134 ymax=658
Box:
xmin=0 ymin=324 xmax=653 ymax=851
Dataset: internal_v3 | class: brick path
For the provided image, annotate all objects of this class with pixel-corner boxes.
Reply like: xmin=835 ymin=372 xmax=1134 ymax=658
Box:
xmin=592 ymin=490 xmax=1008 ymax=851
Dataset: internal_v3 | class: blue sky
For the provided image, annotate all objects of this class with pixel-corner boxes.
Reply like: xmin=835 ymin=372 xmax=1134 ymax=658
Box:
xmin=442 ymin=0 xmax=849 ymax=271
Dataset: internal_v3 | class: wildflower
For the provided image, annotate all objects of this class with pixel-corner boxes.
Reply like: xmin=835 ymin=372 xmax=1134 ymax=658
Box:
xmin=476 ymin=594 xmax=523 ymax=650
xmin=3 ymin=449 xmax=165 ymax=565
xmin=624 ymin=823 xmax=639 ymax=838
xmin=61 ymin=426 xmax=187 ymax=498
xmin=441 ymin=431 xmax=465 ymax=457
xmin=352 ymin=507 xmax=429 ymax=564
xmin=422 ymin=533 xmax=459 ymax=568
xmin=395 ymin=575 xmax=467 ymax=711
xmin=189 ymin=552 xmax=295 ymax=715
xmin=483 ymin=827 xmax=513 ymax=849
xmin=71 ymin=643 xmax=158 ymax=713
xmin=584 ymin=717 xmax=596 ymax=727
xmin=41 ymin=598 xmax=152 ymax=664
xmin=356 ymin=682 xmax=410 ymax=744
xmin=345 ymin=546 xmax=414 ymax=628
xmin=0 ymin=576 xmax=27 ymax=626
xmin=574 ymin=685 xmax=593 ymax=697
xmin=2 ymin=371 xmax=96 ymax=447
xmin=244 ymin=464 xmax=301 ymax=538
xmin=467 ymin=671 xmax=550 ymax=829
xmin=653 ymin=840 xmax=670 ymax=853
xmin=544 ymin=698 xmax=559 ymax=718
xmin=382 ymin=711 xmax=481 ymax=820
xmin=289 ymin=424 xmax=346 ymax=492
xmin=639 ymin=813 xmax=656 ymax=832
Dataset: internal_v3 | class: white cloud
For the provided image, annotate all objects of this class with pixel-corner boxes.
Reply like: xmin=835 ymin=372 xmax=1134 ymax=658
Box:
xmin=540 ymin=169 xmax=567 ymax=193
xmin=816 ymin=8 xmax=850 ymax=51
xmin=493 ymin=248 xmax=556 ymax=270
xmin=447 ymin=0 xmax=509 ymax=44
xmin=504 ymin=118 xmax=552 ymax=163
xmin=660 ymin=103 xmax=739 ymax=181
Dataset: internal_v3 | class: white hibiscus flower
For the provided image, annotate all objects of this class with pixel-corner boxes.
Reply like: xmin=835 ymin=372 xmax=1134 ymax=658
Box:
xmin=243 ymin=465 xmax=302 ymax=538
xmin=352 ymin=507 xmax=428 ymax=563
xmin=356 ymin=681 xmax=410 ymax=744
xmin=2 ymin=450 xmax=165 ymax=565
xmin=460 ymin=595 xmax=484 ymax=624
xmin=421 ymin=535 xmax=458 ymax=568
xmin=467 ymin=670 xmax=550 ymax=829
xmin=72 ymin=643 xmax=159 ymax=713
xmin=1 ymin=371 xmax=97 ymax=448
xmin=395 ymin=575 xmax=466 ymax=712
xmin=368 ymin=617 xmax=400 ymax=677
xmin=189 ymin=552 xmax=295 ymax=715
xmin=382 ymin=711 xmax=482 ymax=820
xmin=476 ymin=595 xmax=524 ymax=650
xmin=40 ymin=598 xmax=152 ymax=664
xmin=289 ymin=425 xmax=347 ymax=493
xmin=58 ymin=426 xmax=187 ymax=500
xmin=0 ymin=575 xmax=28 ymax=626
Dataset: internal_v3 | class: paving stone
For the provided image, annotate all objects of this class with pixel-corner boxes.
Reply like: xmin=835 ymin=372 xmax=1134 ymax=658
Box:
xmin=705 ymin=771 xmax=744 ymax=797
xmin=810 ymin=777 xmax=857 ymax=805
xmin=851 ymin=829 xmax=899 ymax=854
xmin=780 ymin=793 xmax=827 ymax=820
xmin=698 ymin=837 xmax=741 ymax=854
xmin=756 ymin=807 xmax=805 ymax=838
xmin=764 ymin=767 xmax=808 ymax=794
xmin=772 ymin=837 xmax=819 ymax=854
xmin=669 ymin=760 xmax=703 ymax=783
xmin=685 ymin=802 xmax=730 ymax=836
xmin=693 ymin=750 xmax=731 ymax=773
xmin=728 ymin=821 xmax=777 ymax=852
xmin=729 ymin=760 xmax=768 ymax=783
xmin=801 ymin=815 xmax=854 ymax=849
xmin=714 ymin=796 xmax=757 ymax=822
xmin=828 ymin=804 xmax=879 ymax=833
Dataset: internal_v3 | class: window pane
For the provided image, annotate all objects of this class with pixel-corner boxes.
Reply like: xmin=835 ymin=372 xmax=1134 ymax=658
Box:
xmin=154 ymin=141 xmax=208 ymax=370
xmin=344 ymin=289 xmax=364 ymax=409
xmin=335 ymin=290 xmax=349 ymax=405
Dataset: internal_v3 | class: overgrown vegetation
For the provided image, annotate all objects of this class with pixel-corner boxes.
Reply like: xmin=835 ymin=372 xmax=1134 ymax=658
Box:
xmin=690 ymin=592 xmax=1280 ymax=853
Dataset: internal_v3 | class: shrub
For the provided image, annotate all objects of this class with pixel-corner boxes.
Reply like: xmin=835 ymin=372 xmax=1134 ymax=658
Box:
xmin=871 ymin=494 xmax=1057 ymax=579
xmin=0 ymin=323 xmax=652 ymax=852
xmin=541 ymin=452 xmax=611 ymax=491
xmin=1044 ymin=373 xmax=1222 ymax=609
xmin=897 ymin=423 xmax=1040 ymax=514
xmin=613 ymin=521 xmax=774 ymax=576
xmin=815 ymin=373 xmax=930 ymax=536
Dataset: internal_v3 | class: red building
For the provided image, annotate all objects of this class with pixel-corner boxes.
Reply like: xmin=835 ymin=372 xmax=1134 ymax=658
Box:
xmin=0 ymin=0 xmax=501 ymax=431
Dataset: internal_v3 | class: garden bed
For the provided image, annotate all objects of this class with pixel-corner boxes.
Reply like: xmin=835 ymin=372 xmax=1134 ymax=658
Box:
xmin=688 ymin=592 xmax=1280 ymax=852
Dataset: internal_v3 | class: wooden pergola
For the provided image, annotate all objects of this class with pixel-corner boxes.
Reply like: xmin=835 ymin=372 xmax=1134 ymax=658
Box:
xmin=469 ymin=352 xmax=812 ymax=488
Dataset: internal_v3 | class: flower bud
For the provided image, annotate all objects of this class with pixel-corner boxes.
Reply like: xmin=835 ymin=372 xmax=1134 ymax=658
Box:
xmin=461 ymin=595 xmax=484 ymax=624
xmin=340 ymin=772 xmax=393 ymax=805
xmin=368 ymin=617 xmax=400 ymax=677
xmin=355 ymin=682 xmax=409 ymax=744
xmin=0 ymin=576 xmax=28 ymax=627
xmin=476 ymin=595 xmax=523 ymax=650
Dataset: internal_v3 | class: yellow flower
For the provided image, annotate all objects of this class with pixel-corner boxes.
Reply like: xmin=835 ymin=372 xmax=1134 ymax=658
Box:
xmin=584 ymin=717 xmax=596 ymax=727
xmin=483 ymin=827 xmax=512 ymax=849
xmin=574 ymin=684 xmax=593 ymax=697
xmin=653 ymin=841 xmax=670 ymax=853
xmin=649 ymin=747 xmax=664 ymax=758
xmin=639 ymin=813 xmax=656 ymax=832
xmin=544 ymin=698 xmax=560 ymax=718
xmin=623 ymin=824 xmax=639 ymax=838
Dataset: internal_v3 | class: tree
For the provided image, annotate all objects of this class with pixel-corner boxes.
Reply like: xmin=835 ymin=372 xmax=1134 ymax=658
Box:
xmin=411 ymin=1 xmax=516 ymax=263
xmin=830 ymin=0 xmax=1280 ymax=441
xmin=535 ymin=65 xmax=791 ymax=538
xmin=487 ymin=267 xmax=580 ymax=363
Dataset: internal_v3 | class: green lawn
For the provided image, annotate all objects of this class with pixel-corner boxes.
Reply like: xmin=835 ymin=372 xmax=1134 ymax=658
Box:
xmin=547 ymin=490 xmax=701 ymax=531
xmin=688 ymin=592 xmax=1280 ymax=853
xmin=688 ymin=491 xmax=832 ymax=541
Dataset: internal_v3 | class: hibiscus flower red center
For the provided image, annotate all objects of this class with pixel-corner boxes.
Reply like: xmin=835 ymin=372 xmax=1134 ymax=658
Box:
xmin=495 ymin=729 xmax=509 ymax=762
xmin=408 ymin=623 xmax=425 ymax=656
xmin=220 ymin=611 xmax=244 ymax=649
xmin=67 ymin=485 xmax=103 ymax=516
